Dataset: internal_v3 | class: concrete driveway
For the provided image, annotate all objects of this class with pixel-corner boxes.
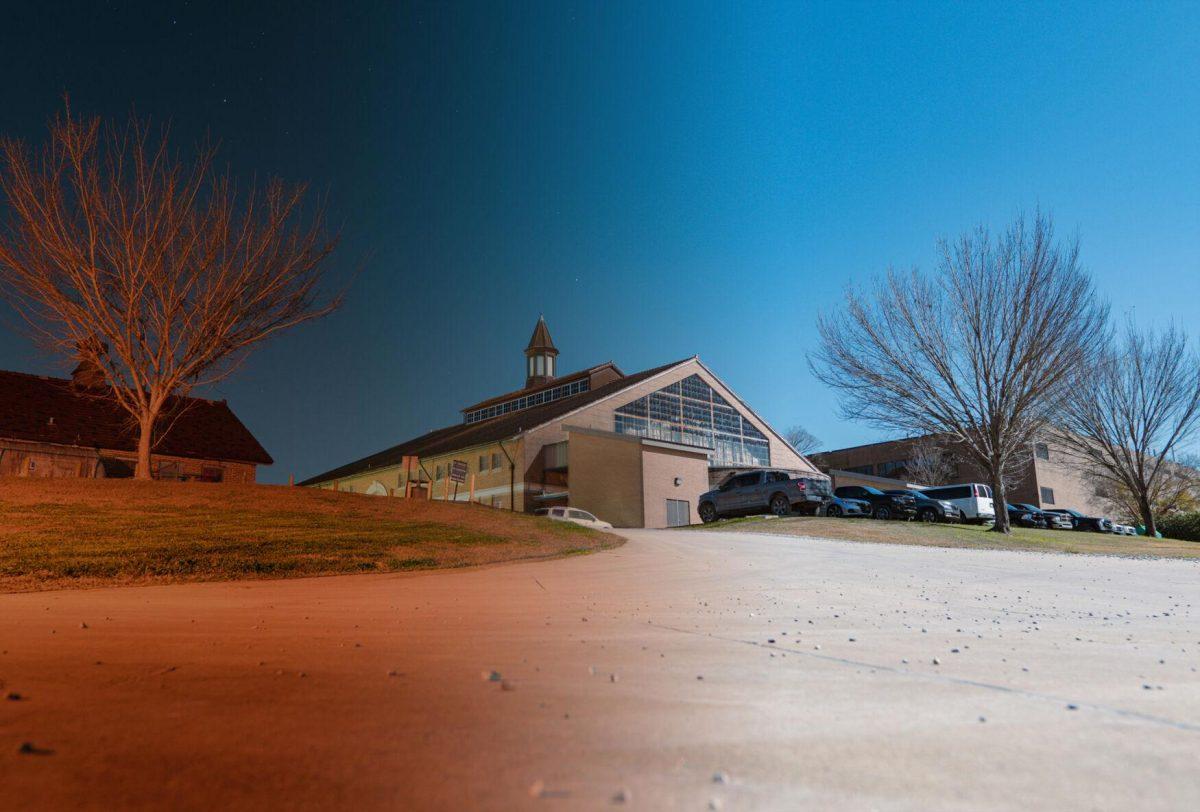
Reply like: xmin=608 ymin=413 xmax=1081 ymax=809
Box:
xmin=1 ymin=529 xmax=1198 ymax=810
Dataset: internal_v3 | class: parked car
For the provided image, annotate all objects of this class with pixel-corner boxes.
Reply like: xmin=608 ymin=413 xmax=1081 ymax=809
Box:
xmin=824 ymin=495 xmax=872 ymax=518
xmin=832 ymin=486 xmax=917 ymax=520
xmin=536 ymin=506 xmax=614 ymax=530
xmin=1006 ymin=503 xmax=1046 ymax=528
xmin=1009 ymin=503 xmax=1073 ymax=530
xmin=918 ymin=483 xmax=996 ymax=524
xmin=882 ymin=489 xmax=963 ymax=523
xmin=1042 ymin=508 xmax=1113 ymax=533
xmin=1113 ymin=523 xmax=1137 ymax=536
xmin=698 ymin=470 xmax=832 ymax=523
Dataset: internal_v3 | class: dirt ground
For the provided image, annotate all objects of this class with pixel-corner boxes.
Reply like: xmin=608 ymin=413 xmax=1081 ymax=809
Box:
xmin=1 ymin=529 xmax=1198 ymax=810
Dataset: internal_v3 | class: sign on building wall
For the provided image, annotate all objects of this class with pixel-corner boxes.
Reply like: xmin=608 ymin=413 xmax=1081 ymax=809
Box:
xmin=449 ymin=460 xmax=468 ymax=483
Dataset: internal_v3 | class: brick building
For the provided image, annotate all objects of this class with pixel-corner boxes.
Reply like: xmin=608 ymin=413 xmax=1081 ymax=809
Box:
xmin=810 ymin=434 xmax=1110 ymax=515
xmin=300 ymin=317 xmax=824 ymax=527
xmin=0 ymin=367 xmax=272 ymax=482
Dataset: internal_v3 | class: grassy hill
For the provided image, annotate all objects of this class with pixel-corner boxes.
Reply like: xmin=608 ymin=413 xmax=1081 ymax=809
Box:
xmin=690 ymin=515 xmax=1200 ymax=559
xmin=0 ymin=479 xmax=622 ymax=592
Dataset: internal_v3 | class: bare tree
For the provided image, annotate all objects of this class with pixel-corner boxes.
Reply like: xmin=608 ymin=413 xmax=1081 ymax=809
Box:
xmin=809 ymin=214 xmax=1108 ymax=533
xmin=784 ymin=424 xmax=821 ymax=456
xmin=905 ymin=436 xmax=958 ymax=486
xmin=0 ymin=103 xmax=339 ymax=478
xmin=1050 ymin=321 xmax=1200 ymax=537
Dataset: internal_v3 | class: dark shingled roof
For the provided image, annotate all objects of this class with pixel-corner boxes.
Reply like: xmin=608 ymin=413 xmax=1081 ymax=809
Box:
xmin=460 ymin=361 xmax=621 ymax=415
xmin=299 ymin=358 xmax=691 ymax=486
xmin=0 ymin=369 xmax=273 ymax=465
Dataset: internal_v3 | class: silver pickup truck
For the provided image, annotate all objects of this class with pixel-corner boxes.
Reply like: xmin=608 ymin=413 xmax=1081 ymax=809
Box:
xmin=698 ymin=470 xmax=832 ymax=523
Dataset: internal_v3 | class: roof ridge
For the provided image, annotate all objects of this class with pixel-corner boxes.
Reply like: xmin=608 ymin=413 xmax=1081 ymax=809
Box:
xmin=300 ymin=356 xmax=694 ymax=485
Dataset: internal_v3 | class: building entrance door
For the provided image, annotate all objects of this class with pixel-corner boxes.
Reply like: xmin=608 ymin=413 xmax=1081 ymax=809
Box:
xmin=666 ymin=499 xmax=691 ymax=527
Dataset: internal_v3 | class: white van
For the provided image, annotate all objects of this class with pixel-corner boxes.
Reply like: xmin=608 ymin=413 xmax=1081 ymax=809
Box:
xmin=918 ymin=483 xmax=995 ymax=524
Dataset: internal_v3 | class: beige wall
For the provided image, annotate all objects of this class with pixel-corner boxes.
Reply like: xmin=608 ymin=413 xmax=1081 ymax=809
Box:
xmin=640 ymin=443 xmax=708 ymax=527
xmin=319 ymin=438 xmax=524 ymax=510
xmin=1030 ymin=439 xmax=1109 ymax=515
xmin=566 ymin=430 xmax=644 ymax=528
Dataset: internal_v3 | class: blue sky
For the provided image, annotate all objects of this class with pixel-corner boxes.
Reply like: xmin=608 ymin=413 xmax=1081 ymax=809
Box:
xmin=0 ymin=1 xmax=1197 ymax=482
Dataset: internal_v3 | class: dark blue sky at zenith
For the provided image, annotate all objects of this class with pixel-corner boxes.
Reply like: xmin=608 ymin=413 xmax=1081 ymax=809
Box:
xmin=0 ymin=0 xmax=1197 ymax=483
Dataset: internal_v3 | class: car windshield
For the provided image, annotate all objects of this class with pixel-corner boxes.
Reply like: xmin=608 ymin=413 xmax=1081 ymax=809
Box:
xmin=861 ymin=486 xmax=884 ymax=496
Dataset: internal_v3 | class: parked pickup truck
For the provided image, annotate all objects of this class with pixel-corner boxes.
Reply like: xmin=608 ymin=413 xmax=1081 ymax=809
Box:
xmin=698 ymin=470 xmax=831 ymax=523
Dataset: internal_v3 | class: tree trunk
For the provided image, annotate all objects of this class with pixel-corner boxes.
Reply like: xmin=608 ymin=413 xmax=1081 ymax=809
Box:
xmin=134 ymin=412 xmax=155 ymax=480
xmin=1139 ymin=495 xmax=1157 ymax=538
xmin=989 ymin=472 xmax=1010 ymax=534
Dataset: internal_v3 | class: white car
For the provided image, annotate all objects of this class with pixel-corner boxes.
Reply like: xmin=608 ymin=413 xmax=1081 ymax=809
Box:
xmin=536 ymin=506 xmax=614 ymax=530
xmin=1113 ymin=523 xmax=1137 ymax=536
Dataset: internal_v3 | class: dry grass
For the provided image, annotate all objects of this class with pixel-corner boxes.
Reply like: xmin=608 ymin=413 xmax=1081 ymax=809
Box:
xmin=0 ymin=478 xmax=622 ymax=592
xmin=689 ymin=515 xmax=1200 ymax=560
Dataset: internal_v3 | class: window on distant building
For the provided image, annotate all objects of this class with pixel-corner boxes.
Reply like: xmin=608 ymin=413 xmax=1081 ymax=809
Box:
xmin=492 ymin=452 xmax=501 ymax=469
xmin=877 ymin=459 xmax=910 ymax=477
xmin=613 ymin=374 xmax=769 ymax=467
xmin=1035 ymin=442 xmax=1050 ymax=461
xmin=478 ymin=454 xmax=487 ymax=471
xmin=845 ymin=464 xmax=875 ymax=475
xmin=199 ymin=466 xmax=224 ymax=483
xmin=1040 ymin=486 xmax=1055 ymax=504
xmin=435 ymin=465 xmax=443 ymax=480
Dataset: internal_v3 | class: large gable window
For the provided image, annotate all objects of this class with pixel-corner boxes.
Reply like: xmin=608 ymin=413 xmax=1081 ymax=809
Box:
xmin=614 ymin=374 xmax=769 ymax=467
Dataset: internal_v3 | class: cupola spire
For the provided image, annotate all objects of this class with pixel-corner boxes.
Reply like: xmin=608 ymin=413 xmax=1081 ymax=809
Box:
xmin=524 ymin=315 xmax=559 ymax=388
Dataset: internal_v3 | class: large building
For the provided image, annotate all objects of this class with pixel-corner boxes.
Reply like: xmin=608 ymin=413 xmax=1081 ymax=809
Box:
xmin=810 ymin=434 xmax=1110 ymax=515
xmin=0 ymin=366 xmax=272 ymax=482
xmin=300 ymin=318 xmax=823 ymax=527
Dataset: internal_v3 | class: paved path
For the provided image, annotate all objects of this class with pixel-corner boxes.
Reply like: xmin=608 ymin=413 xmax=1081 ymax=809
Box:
xmin=1 ymin=529 xmax=1198 ymax=810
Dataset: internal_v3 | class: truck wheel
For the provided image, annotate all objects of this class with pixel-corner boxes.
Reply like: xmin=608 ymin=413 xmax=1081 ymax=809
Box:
xmin=873 ymin=505 xmax=893 ymax=521
xmin=699 ymin=502 xmax=717 ymax=524
xmin=917 ymin=507 xmax=937 ymax=523
xmin=769 ymin=493 xmax=791 ymax=516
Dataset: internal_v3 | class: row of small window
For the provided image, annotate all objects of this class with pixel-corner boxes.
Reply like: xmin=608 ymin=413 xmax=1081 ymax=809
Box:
xmin=464 ymin=378 xmax=590 ymax=424
xmin=431 ymin=453 xmax=505 ymax=481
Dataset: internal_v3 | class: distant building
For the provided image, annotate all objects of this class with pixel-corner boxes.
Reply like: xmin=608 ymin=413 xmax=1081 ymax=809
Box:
xmin=0 ymin=365 xmax=272 ymax=482
xmin=810 ymin=434 xmax=1110 ymax=515
xmin=300 ymin=317 xmax=824 ymax=527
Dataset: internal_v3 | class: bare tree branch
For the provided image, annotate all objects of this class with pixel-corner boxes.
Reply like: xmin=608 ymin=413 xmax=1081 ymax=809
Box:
xmin=808 ymin=213 xmax=1108 ymax=533
xmin=905 ymin=435 xmax=958 ymax=486
xmin=1049 ymin=319 xmax=1200 ymax=536
xmin=0 ymin=101 xmax=341 ymax=478
xmin=784 ymin=424 xmax=821 ymax=456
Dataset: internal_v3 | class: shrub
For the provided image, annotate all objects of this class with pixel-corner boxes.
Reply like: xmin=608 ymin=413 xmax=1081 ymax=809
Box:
xmin=1159 ymin=511 xmax=1200 ymax=542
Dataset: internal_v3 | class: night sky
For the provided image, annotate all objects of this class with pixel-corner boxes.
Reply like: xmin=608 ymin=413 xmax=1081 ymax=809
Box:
xmin=1 ymin=1 xmax=1197 ymax=482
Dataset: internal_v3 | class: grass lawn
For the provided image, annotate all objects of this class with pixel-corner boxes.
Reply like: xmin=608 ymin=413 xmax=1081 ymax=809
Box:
xmin=0 ymin=478 xmax=622 ymax=592
xmin=688 ymin=515 xmax=1200 ymax=560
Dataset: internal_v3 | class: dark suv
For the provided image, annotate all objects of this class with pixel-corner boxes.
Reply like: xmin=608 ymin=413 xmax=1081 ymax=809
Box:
xmin=1043 ymin=508 xmax=1113 ymax=533
xmin=833 ymin=486 xmax=917 ymax=520
xmin=698 ymin=470 xmax=831 ymax=522
xmin=883 ymin=489 xmax=962 ymax=523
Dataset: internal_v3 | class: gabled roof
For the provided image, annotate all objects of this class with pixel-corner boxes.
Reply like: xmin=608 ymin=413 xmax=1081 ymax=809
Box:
xmin=460 ymin=361 xmax=622 ymax=415
xmin=0 ymin=369 xmax=273 ymax=465
xmin=300 ymin=358 xmax=692 ymax=485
